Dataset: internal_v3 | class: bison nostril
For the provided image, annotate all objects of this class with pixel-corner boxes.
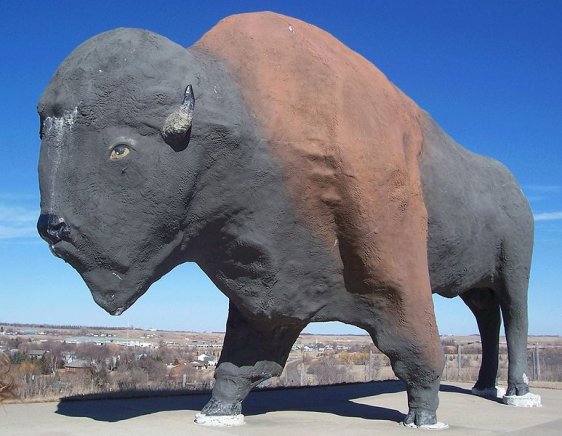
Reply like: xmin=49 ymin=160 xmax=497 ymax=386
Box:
xmin=37 ymin=213 xmax=70 ymax=244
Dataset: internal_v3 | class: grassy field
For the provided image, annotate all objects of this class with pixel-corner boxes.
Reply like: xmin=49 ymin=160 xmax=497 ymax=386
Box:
xmin=1 ymin=323 xmax=560 ymax=403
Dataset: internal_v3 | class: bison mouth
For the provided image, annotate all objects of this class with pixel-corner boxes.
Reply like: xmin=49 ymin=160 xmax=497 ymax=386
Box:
xmin=49 ymin=240 xmax=90 ymax=272
xmin=43 ymin=224 xmax=185 ymax=315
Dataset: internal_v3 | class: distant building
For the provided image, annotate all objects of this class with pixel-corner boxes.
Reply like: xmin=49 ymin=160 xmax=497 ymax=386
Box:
xmin=166 ymin=363 xmax=179 ymax=372
xmin=27 ymin=350 xmax=48 ymax=359
xmin=62 ymin=351 xmax=76 ymax=363
xmin=197 ymin=354 xmax=217 ymax=366
xmin=197 ymin=354 xmax=212 ymax=362
xmin=191 ymin=361 xmax=208 ymax=370
xmin=65 ymin=336 xmax=153 ymax=347
xmin=64 ymin=359 xmax=92 ymax=374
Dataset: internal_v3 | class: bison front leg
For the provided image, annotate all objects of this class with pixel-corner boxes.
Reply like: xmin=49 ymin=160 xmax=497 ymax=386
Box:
xmin=195 ymin=302 xmax=303 ymax=426
xmin=367 ymin=288 xmax=447 ymax=429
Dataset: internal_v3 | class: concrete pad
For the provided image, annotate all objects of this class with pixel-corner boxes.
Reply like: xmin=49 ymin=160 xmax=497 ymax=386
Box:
xmin=0 ymin=382 xmax=560 ymax=435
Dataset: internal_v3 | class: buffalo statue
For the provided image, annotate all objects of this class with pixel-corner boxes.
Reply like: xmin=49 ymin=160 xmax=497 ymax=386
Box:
xmin=37 ymin=12 xmax=539 ymax=428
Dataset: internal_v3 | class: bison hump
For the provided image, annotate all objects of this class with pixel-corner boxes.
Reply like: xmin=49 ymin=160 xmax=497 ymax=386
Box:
xmin=195 ymin=12 xmax=430 ymax=291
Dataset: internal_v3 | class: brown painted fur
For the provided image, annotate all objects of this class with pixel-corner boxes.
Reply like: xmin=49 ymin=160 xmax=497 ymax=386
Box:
xmin=195 ymin=12 xmax=439 ymax=361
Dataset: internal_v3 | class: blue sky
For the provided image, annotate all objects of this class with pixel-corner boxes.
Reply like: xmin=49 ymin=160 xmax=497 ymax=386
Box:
xmin=0 ymin=1 xmax=560 ymax=335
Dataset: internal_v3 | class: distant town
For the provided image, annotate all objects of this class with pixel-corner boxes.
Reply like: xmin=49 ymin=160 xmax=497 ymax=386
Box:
xmin=1 ymin=322 xmax=560 ymax=402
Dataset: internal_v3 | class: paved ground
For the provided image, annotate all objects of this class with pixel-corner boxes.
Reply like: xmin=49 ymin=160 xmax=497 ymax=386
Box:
xmin=1 ymin=381 xmax=560 ymax=435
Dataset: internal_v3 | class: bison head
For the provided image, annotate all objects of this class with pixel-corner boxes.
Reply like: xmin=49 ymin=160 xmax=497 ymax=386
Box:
xmin=37 ymin=29 xmax=201 ymax=315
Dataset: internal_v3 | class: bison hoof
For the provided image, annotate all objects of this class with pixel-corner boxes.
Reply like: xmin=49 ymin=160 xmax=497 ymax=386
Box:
xmin=196 ymin=397 xmax=244 ymax=426
xmin=200 ymin=397 xmax=242 ymax=415
xmin=502 ymin=392 xmax=542 ymax=407
xmin=194 ymin=413 xmax=245 ymax=426
xmin=505 ymin=383 xmax=529 ymax=397
xmin=472 ymin=385 xmax=506 ymax=399
xmin=403 ymin=408 xmax=448 ymax=430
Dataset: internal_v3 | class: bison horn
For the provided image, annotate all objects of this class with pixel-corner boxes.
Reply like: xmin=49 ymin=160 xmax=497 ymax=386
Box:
xmin=161 ymin=84 xmax=195 ymax=151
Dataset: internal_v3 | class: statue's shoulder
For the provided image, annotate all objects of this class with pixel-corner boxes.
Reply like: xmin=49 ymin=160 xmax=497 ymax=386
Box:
xmin=193 ymin=12 xmax=340 ymax=59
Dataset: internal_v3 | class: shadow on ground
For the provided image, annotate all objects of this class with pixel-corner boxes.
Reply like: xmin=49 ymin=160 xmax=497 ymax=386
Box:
xmin=439 ymin=383 xmax=504 ymax=404
xmin=55 ymin=380 xmax=479 ymax=423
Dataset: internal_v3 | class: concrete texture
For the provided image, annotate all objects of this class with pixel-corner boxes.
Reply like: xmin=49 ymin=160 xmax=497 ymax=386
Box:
xmin=37 ymin=11 xmax=534 ymax=426
xmin=1 ymin=382 xmax=560 ymax=435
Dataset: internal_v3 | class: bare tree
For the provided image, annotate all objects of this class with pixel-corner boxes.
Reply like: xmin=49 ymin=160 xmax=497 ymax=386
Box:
xmin=307 ymin=355 xmax=351 ymax=385
xmin=40 ymin=341 xmax=67 ymax=375
xmin=0 ymin=352 xmax=16 ymax=401
xmin=113 ymin=365 xmax=147 ymax=390
xmin=138 ymin=355 xmax=167 ymax=382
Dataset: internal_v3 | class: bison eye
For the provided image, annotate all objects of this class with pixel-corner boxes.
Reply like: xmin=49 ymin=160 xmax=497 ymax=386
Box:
xmin=110 ymin=144 xmax=130 ymax=160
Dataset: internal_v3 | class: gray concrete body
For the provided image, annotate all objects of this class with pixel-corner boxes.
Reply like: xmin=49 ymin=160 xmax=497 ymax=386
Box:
xmin=421 ymin=117 xmax=533 ymax=395
xmin=37 ymin=22 xmax=534 ymax=427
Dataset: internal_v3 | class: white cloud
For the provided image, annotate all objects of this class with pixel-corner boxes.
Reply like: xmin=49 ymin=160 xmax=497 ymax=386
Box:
xmin=0 ymin=192 xmax=37 ymax=201
xmin=0 ymin=225 xmax=37 ymax=239
xmin=523 ymin=185 xmax=562 ymax=204
xmin=524 ymin=185 xmax=562 ymax=194
xmin=534 ymin=211 xmax=562 ymax=222
xmin=0 ymin=203 xmax=39 ymax=239
xmin=0 ymin=205 xmax=37 ymax=223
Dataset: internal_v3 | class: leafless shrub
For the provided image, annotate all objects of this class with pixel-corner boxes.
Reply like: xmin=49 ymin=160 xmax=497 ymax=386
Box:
xmin=307 ymin=355 xmax=351 ymax=385
xmin=339 ymin=351 xmax=369 ymax=365
xmin=113 ymin=366 xmax=147 ymax=390
xmin=529 ymin=346 xmax=562 ymax=382
xmin=4 ymin=331 xmax=561 ymax=402
xmin=0 ymin=352 xmax=17 ymax=401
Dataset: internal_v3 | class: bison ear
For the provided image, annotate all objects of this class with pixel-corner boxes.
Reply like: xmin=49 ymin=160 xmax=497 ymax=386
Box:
xmin=161 ymin=84 xmax=195 ymax=151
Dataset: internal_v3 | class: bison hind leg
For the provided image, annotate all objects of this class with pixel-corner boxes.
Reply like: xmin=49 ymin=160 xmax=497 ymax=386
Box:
xmin=461 ymin=287 xmax=504 ymax=397
xmin=498 ymin=269 xmax=532 ymax=397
